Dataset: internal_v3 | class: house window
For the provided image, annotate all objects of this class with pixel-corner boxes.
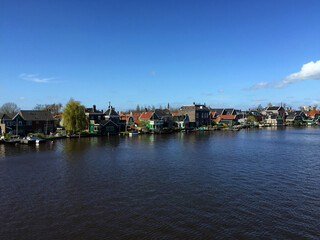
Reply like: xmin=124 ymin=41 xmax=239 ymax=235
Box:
xmin=27 ymin=121 xmax=32 ymax=126
xmin=98 ymin=116 xmax=101 ymax=121
xmin=196 ymin=113 xmax=199 ymax=118
xmin=19 ymin=121 xmax=22 ymax=126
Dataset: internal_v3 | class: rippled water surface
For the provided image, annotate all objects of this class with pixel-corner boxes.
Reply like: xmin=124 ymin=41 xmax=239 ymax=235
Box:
xmin=1 ymin=128 xmax=320 ymax=239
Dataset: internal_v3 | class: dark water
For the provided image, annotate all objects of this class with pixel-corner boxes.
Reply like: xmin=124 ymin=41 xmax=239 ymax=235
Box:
xmin=1 ymin=128 xmax=320 ymax=239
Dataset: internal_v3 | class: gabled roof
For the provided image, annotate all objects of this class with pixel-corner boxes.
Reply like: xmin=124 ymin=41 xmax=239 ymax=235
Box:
xmin=139 ymin=112 xmax=155 ymax=120
xmin=119 ymin=113 xmax=131 ymax=121
xmin=0 ymin=113 xmax=12 ymax=120
xmin=154 ymin=109 xmax=172 ymax=118
xmin=131 ymin=112 xmax=142 ymax=123
xmin=266 ymin=106 xmax=282 ymax=111
xmin=0 ymin=113 xmax=17 ymax=119
xmin=20 ymin=110 xmax=53 ymax=121
xmin=210 ymin=112 xmax=216 ymax=117
xmin=104 ymin=107 xmax=119 ymax=116
xmin=224 ymin=108 xmax=235 ymax=115
xmin=286 ymin=113 xmax=303 ymax=120
xmin=305 ymin=110 xmax=320 ymax=117
xmin=218 ymin=115 xmax=237 ymax=120
xmin=210 ymin=109 xmax=225 ymax=115
xmin=99 ymin=119 xmax=119 ymax=127
xmin=173 ymin=114 xmax=187 ymax=121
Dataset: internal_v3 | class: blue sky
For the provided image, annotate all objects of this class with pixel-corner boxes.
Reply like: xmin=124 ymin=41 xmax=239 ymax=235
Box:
xmin=1 ymin=0 xmax=320 ymax=111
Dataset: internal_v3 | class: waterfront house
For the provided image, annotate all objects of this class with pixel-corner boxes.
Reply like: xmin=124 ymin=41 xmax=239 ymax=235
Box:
xmin=286 ymin=112 xmax=304 ymax=123
xmin=262 ymin=106 xmax=286 ymax=121
xmin=172 ymin=113 xmax=189 ymax=128
xmin=88 ymin=104 xmax=120 ymax=135
xmin=131 ymin=112 xmax=142 ymax=125
xmin=20 ymin=110 xmax=54 ymax=134
xmin=85 ymin=105 xmax=105 ymax=123
xmin=154 ymin=109 xmax=173 ymax=128
xmin=119 ymin=113 xmax=135 ymax=131
xmin=179 ymin=103 xmax=210 ymax=127
xmin=217 ymin=115 xmax=239 ymax=126
xmin=265 ymin=113 xmax=283 ymax=126
xmin=139 ymin=112 xmax=163 ymax=131
xmin=304 ymin=110 xmax=320 ymax=120
xmin=0 ymin=113 xmax=16 ymax=134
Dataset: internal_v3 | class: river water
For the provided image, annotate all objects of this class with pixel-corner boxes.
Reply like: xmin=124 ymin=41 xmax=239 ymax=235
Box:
xmin=1 ymin=128 xmax=320 ymax=239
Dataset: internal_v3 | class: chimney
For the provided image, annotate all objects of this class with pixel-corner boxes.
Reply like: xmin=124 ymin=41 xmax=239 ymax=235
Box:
xmin=93 ymin=105 xmax=96 ymax=112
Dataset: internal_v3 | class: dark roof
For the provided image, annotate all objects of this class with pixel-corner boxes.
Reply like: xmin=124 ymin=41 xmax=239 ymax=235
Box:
xmin=99 ymin=119 xmax=119 ymax=126
xmin=155 ymin=109 xmax=172 ymax=118
xmin=210 ymin=109 xmax=225 ymax=115
xmin=224 ymin=108 xmax=235 ymax=115
xmin=173 ymin=115 xmax=186 ymax=121
xmin=20 ymin=110 xmax=54 ymax=121
xmin=286 ymin=113 xmax=302 ymax=121
xmin=180 ymin=104 xmax=209 ymax=111
xmin=85 ymin=108 xmax=103 ymax=113
xmin=104 ymin=107 xmax=119 ymax=116
xmin=266 ymin=106 xmax=281 ymax=111
xmin=0 ymin=113 xmax=16 ymax=119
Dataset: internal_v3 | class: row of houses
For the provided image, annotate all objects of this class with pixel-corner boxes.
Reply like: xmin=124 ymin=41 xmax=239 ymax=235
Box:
xmin=85 ymin=103 xmax=320 ymax=135
xmin=1 ymin=103 xmax=320 ymax=136
xmin=0 ymin=111 xmax=54 ymax=135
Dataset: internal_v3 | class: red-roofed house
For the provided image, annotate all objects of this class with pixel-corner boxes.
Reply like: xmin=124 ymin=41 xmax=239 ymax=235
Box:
xmin=139 ymin=112 xmax=163 ymax=131
xmin=305 ymin=110 xmax=320 ymax=120
xmin=131 ymin=112 xmax=142 ymax=124
xmin=217 ymin=115 xmax=239 ymax=126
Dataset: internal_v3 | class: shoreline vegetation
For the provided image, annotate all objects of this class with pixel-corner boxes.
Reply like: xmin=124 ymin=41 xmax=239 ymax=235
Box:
xmin=1 ymin=124 xmax=319 ymax=145
xmin=1 ymin=100 xmax=320 ymax=145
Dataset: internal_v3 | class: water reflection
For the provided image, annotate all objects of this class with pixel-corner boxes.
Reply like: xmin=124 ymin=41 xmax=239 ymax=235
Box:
xmin=1 ymin=128 xmax=320 ymax=239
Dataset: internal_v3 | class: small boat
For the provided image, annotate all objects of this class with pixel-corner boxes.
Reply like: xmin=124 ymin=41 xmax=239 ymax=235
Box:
xmin=27 ymin=136 xmax=46 ymax=144
xmin=129 ymin=131 xmax=139 ymax=136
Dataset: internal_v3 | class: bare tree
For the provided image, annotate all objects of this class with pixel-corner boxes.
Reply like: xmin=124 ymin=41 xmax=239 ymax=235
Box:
xmin=0 ymin=102 xmax=20 ymax=115
xmin=313 ymin=104 xmax=318 ymax=110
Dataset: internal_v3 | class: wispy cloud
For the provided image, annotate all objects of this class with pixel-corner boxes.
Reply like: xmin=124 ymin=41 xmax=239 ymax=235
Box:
xmin=19 ymin=97 xmax=25 ymax=100
xmin=20 ymin=73 xmax=55 ymax=83
xmin=218 ymin=89 xmax=224 ymax=93
xmin=252 ymin=98 xmax=266 ymax=102
xmin=248 ymin=60 xmax=320 ymax=90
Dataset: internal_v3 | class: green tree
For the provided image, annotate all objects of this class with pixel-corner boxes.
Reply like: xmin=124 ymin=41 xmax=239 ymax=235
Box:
xmin=0 ymin=102 xmax=20 ymax=115
xmin=247 ymin=116 xmax=256 ymax=123
xmin=62 ymin=99 xmax=88 ymax=134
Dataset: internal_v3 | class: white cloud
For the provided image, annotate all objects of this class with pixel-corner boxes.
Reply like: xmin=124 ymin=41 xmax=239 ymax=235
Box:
xmin=19 ymin=97 xmax=25 ymax=100
xmin=248 ymin=60 xmax=320 ymax=90
xmin=20 ymin=73 xmax=55 ymax=83
xmin=218 ymin=89 xmax=224 ymax=93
